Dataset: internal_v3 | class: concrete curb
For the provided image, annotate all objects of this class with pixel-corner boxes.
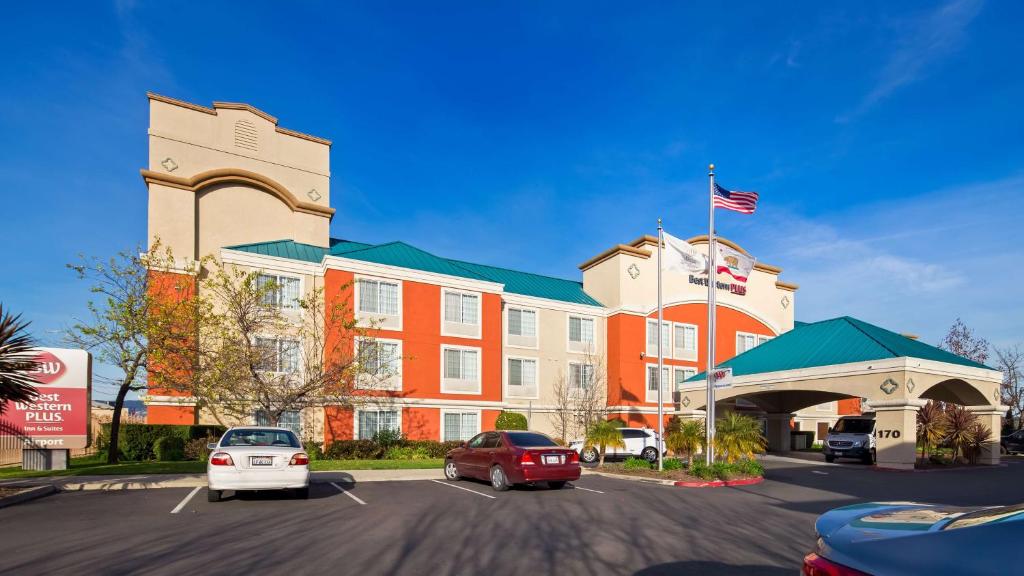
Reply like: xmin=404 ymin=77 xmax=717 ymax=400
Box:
xmin=583 ymin=468 xmax=764 ymax=488
xmin=0 ymin=485 xmax=57 ymax=509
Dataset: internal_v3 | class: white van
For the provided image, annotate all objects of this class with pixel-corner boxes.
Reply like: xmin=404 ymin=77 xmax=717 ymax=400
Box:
xmin=823 ymin=415 xmax=876 ymax=464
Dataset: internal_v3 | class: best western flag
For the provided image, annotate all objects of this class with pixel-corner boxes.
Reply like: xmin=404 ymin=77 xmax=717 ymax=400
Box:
xmin=716 ymin=243 xmax=755 ymax=282
xmin=662 ymin=231 xmax=708 ymax=274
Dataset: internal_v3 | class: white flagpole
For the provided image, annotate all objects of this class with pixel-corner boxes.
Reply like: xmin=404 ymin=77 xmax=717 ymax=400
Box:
xmin=657 ymin=218 xmax=665 ymax=471
xmin=706 ymin=164 xmax=717 ymax=465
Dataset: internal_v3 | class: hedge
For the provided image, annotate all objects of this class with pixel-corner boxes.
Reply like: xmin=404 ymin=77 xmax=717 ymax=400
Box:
xmin=154 ymin=436 xmax=186 ymax=461
xmin=325 ymin=439 xmax=463 ymax=460
xmin=99 ymin=423 xmax=227 ymax=461
xmin=495 ymin=411 xmax=528 ymax=430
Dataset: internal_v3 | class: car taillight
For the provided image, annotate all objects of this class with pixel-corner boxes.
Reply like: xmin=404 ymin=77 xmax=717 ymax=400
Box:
xmin=567 ymin=451 xmax=580 ymax=464
xmin=289 ymin=453 xmax=310 ymax=466
xmin=801 ymin=553 xmax=869 ymax=576
xmin=210 ymin=452 xmax=233 ymax=466
xmin=519 ymin=451 xmax=536 ymax=466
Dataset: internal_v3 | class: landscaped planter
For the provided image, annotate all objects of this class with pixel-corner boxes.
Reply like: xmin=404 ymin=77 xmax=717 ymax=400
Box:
xmin=586 ymin=460 xmax=764 ymax=488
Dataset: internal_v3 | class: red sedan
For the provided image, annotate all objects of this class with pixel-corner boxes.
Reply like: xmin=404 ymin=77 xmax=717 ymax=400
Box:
xmin=443 ymin=431 xmax=581 ymax=491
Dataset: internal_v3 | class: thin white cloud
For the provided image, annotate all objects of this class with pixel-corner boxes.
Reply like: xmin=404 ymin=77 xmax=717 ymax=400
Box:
xmin=839 ymin=0 xmax=984 ymax=121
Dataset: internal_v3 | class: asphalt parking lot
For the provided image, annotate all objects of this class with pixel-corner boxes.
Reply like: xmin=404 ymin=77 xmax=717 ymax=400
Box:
xmin=2 ymin=457 xmax=1023 ymax=576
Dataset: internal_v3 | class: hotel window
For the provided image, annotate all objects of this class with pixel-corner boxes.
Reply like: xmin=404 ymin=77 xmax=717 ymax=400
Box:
xmin=256 ymin=337 xmax=300 ymax=373
xmin=646 ymin=365 xmax=671 ymax=403
xmin=673 ymin=324 xmax=698 ymax=359
xmin=507 ymin=357 xmax=538 ymax=398
xmin=357 ymin=409 xmax=400 ymax=440
xmin=646 ymin=320 xmax=671 ymax=357
xmin=444 ymin=291 xmax=479 ymax=324
xmin=258 ymin=274 xmax=300 ymax=309
xmin=358 ymin=279 xmax=400 ymax=316
xmin=568 ymin=362 xmax=595 ymax=392
xmin=568 ymin=316 xmax=595 ymax=348
xmin=737 ymin=332 xmax=773 ymax=354
xmin=443 ymin=411 xmax=480 ymax=442
xmin=507 ymin=308 xmax=537 ymax=337
xmin=253 ymin=409 xmax=301 ymax=436
xmin=674 ymin=367 xmax=697 ymax=392
xmin=442 ymin=346 xmax=481 ymax=394
xmin=357 ymin=338 xmax=402 ymax=390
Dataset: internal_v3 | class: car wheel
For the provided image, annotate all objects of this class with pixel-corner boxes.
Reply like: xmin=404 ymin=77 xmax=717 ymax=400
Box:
xmin=490 ymin=465 xmax=510 ymax=492
xmin=444 ymin=460 xmax=461 ymax=481
xmin=641 ymin=447 xmax=658 ymax=463
xmin=548 ymin=481 xmax=567 ymax=490
xmin=207 ymin=489 xmax=221 ymax=503
xmin=295 ymin=487 xmax=309 ymax=500
xmin=581 ymin=447 xmax=599 ymax=463
xmin=824 ymin=455 xmax=835 ymax=463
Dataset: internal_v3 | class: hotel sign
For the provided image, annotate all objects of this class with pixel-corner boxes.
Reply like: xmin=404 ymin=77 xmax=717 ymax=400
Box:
xmin=0 ymin=348 xmax=92 ymax=449
xmin=688 ymin=274 xmax=747 ymax=296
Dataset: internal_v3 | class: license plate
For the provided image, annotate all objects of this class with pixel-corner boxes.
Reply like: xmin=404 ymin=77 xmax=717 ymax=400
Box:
xmin=833 ymin=451 xmax=844 ymax=456
xmin=543 ymin=455 xmax=562 ymax=465
xmin=250 ymin=456 xmax=273 ymax=466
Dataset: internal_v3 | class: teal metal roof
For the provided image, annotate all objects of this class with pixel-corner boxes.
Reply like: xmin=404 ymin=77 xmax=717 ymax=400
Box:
xmin=690 ymin=316 xmax=990 ymax=381
xmin=226 ymin=238 xmax=603 ymax=307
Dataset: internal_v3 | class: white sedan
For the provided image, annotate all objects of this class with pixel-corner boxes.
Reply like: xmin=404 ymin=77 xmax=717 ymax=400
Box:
xmin=207 ymin=427 xmax=310 ymax=502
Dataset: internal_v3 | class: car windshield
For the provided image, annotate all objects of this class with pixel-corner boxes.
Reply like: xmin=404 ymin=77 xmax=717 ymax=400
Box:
xmin=832 ymin=419 xmax=873 ymax=434
xmin=505 ymin=432 xmax=559 ymax=447
xmin=221 ymin=429 xmax=300 ymax=448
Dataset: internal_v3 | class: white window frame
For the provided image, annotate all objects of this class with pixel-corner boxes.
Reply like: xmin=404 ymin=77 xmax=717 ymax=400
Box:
xmin=440 ymin=409 xmax=482 ymax=442
xmin=441 ymin=288 xmax=482 ymax=339
xmin=736 ymin=331 xmax=773 ymax=355
xmin=672 ymin=322 xmax=698 ymax=361
xmin=645 ymin=363 xmax=671 ymax=404
xmin=505 ymin=305 xmax=539 ymax=349
xmin=440 ymin=344 xmax=482 ymax=395
xmin=254 ymin=336 xmax=302 ymax=375
xmin=354 ymin=337 xmax=403 ymax=391
xmin=257 ymin=272 xmax=302 ymax=311
xmin=504 ymin=355 xmax=540 ymax=400
xmin=354 ymin=275 xmax=403 ymax=331
xmin=566 ymin=314 xmax=596 ymax=353
xmin=646 ymin=319 xmax=671 ymax=358
xmin=354 ymin=408 xmax=402 ymax=440
xmin=674 ymin=367 xmax=697 ymax=392
xmin=566 ymin=362 xmax=595 ymax=396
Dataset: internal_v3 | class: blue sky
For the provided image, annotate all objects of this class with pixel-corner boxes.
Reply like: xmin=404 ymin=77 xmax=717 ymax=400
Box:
xmin=1 ymin=1 xmax=1022 ymax=397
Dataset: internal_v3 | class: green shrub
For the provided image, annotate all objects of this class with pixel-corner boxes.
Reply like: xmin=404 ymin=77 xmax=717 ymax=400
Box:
xmin=732 ymin=458 xmax=764 ymax=477
xmin=662 ymin=458 xmax=685 ymax=471
xmin=154 ymin=436 xmax=186 ymax=462
xmin=384 ymin=445 xmax=432 ymax=460
xmin=303 ymin=440 xmax=324 ymax=461
xmin=495 ymin=411 xmax=528 ymax=430
xmin=372 ymin=428 xmax=405 ymax=448
xmin=623 ymin=457 xmax=652 ymax=470
xmin=710 ymin=461 xmax=733 ymax=480
xmin=405 ymin=440 xmax=463 ymax=457
xmin=687 ymin=459 xmax=762 ymax=480
xmin=184 ymin=435 xmax=218 ymax=461
xmin=688 ymin=460 xmax=716 ymax=480
xmin=100 ymin=423 xmax=227 ymax=461
xmin=325 ymin=440 xmax=385 ymax=459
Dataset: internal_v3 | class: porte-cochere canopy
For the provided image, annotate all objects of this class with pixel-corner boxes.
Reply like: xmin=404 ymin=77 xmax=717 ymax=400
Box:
xmin=679 ymin=316 xmax=1005 ymax=469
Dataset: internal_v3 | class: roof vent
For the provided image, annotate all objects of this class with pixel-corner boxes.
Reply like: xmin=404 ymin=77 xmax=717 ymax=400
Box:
xmin=234 ymin=119 xmax=258 ymax=151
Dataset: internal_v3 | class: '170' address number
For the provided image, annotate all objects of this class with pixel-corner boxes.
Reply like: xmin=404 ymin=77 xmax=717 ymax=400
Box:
xmin=875 ymin=429 xmax=902 ymax=439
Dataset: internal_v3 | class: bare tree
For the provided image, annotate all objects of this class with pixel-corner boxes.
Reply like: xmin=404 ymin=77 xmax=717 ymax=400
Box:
xmin=550 ymin=349 xmax=608 ymax=443
xmin=156 ymin=259 xmax=388 ymax=428
xmin=66 ymin=241 xmax=193 ymax=463
xmin=939 ymin=318 xmax=990 ymax=364
xmin=995 ymin=346 xmax=1023 ymax=430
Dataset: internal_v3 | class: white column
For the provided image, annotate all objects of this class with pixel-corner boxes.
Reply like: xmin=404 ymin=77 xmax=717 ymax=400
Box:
xmin=967 ymin=405 xmax=1010 ymax=466
xmin=765 ymin=413 xmax=794 ymax=452
xmin=872 ymin=399 xmax=926 ymax=470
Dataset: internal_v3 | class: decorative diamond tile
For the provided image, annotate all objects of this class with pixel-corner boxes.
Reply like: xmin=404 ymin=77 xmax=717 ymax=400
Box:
xmin=307 ymin=188 xmax=322 ymax=202
xmin=906 ymin=378 xmax=915 ymax=393
xmin=627 ymin=263 xmax=640 ymax=279
xmin=994 ymin=388 xmax=1001 ymax=401
xmin=681 ymin=396 xmax=690 ymax=407
xmin=161 ymin=157 xmax=178 ymax=172
xmin=880 ymin=378 xmax=898 ymax=395
xmin=781 ymin=295 xmax=790 ymax=309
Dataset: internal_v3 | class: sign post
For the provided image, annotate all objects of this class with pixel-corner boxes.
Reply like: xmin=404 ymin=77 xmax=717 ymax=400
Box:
xmin=0 ymin=348 xmax=92 ymax=470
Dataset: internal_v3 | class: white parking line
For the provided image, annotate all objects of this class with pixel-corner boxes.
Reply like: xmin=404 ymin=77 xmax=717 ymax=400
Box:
xmin=572 ymin=485 xmax=605 ymax=494
xmin=812 ymin=471 xmax=829 ymax=475
xmin=330 ymin=482 xmax=367 ymax=505
xmin=429 ymin=479 xmax=496 ymax=499
xmin=170 ymin=487 xmax=202 ymax=514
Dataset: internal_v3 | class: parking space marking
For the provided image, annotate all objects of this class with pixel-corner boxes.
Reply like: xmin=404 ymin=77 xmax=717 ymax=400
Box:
xmin=330 ymin=482 xmax=367 ymax=505
xmin=572 ymin=485 xmax=605 ymax=494
xmin=812 ymin=471 xmax=829 ymax=475
xmin=429 ymin=479 xmax=496 ymax=499
xmin=170 ymin=487 xmax=202 ymax=514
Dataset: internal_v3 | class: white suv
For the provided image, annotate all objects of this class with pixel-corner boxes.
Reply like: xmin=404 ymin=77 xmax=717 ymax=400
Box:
xmin=569 ymin=428 xmax=665 ymax=464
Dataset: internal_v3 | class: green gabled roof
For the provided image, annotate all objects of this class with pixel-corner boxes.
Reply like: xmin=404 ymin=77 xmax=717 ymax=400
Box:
xmin=690 ymin=316 xmax=990 ymax=381
xmin=226 ymin=238 xmax=603 ymax=307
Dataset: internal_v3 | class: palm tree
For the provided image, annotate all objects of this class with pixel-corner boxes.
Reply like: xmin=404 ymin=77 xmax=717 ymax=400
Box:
xmin=945 ymin=404 xmax=979 ymax=463
xmin=916 ymin=401 xmax=948 ymax=462
xmin=965 ymin=420 xmax=993 ymax=465
xmin=585 ymin=420 xmax=625 ymax=467
xmin=715 ymin=412 xmax=767 ymax=463
xmin=666 ymin=419 xmax=704 ymax=463
xmin=0 ymin=304 xmax=39 ymax=413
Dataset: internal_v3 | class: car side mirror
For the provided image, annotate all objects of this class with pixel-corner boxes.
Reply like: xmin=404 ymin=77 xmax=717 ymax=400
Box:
xmin=207 ymin=442 xmax=218 ymax=450
xmin=827 ymin=428 xmax=833 ymax=434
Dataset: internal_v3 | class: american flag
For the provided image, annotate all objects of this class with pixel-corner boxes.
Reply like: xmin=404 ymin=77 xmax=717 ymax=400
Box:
xmin=713 ymin=183 xmax=759 ymax=214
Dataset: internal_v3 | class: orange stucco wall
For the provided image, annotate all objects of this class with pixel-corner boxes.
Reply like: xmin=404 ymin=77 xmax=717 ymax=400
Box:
xmin=837 ymin=398 xmax=862 ymax=415
xmin=146 ymin=270 xmax=198 ymax=424
xmin=147 ymin=405 xmax=196 ymax=425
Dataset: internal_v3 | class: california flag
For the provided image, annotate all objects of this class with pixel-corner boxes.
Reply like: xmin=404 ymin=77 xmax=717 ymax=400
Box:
xmin=662 ymin=231 xmax=708 ymax=274
xmin=716 ymin=243 xmax=755 ymax=282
